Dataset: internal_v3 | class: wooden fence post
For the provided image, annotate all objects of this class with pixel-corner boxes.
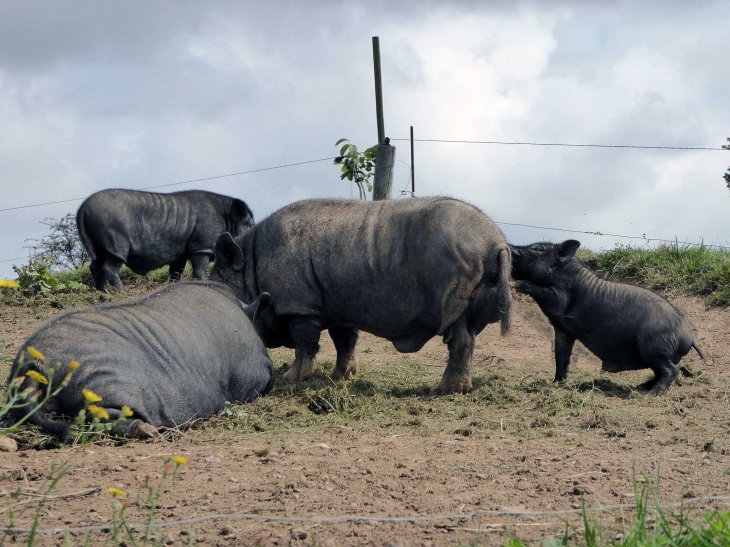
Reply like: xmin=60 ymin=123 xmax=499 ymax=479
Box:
xmin=373 ymin=139 xmax=396 ymax=201
xmin=371 ymin=36 xmax=395 ymax=200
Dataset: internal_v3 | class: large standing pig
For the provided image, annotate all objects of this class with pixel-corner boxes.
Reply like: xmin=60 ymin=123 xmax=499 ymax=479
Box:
xmin=77 ymin=189 xmax=254 ymax=291
xmin=211 ymin=197 xmax=512 ymax=394
xmin=8 ymin=282 xmax=274 ymax=441
xmin=510 ymin=239 xmax=704 ymax=394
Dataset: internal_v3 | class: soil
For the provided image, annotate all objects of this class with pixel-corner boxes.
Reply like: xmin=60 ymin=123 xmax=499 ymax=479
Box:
xmin=1 ymin=289 xmax=729 ymax=547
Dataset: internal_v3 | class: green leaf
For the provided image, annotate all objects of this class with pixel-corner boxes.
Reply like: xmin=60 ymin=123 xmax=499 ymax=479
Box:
xmin=335 ymin=138 xmax=350 ymax=146
xmin=365 ymin=180 xmax=372 ymax=192
xmin=340 ymin=144 xmax=351 ymax=157
xmin=347 ymin=145 xmax=359 ymax=157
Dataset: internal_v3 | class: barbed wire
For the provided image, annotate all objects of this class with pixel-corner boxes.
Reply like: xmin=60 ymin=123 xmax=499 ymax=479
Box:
xmin=0 ymin=157 xmax=335 ymax=214
xmin=2 ymin=495 xmax=728 ymax=536
xmin=391 ymin=138 xmax=728 ymax=151
xmin=4 ymin=136 xmax=728 ymax=215
xmin=1 ymin=147 xmax=730 ymax=265
xmin=2 ymin=217 xmax=729 ymax=268
xmin=492 ymin=221 xmax=730 ymax=251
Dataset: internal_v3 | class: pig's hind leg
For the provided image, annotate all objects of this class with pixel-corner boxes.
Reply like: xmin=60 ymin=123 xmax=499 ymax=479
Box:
xmin=637 ymin=333 xmax=681 ymax=395
xmin=89 ymin=252 xmax=107 ymax=291
xmin=101 ymin=255 xmax=127 ymax=292
xmin=638 ymin=360 xmax=679 ymax=395
xmin=329 ymin=326 xmax=359 ymax=381
xmin=437 ymin=314 xmax=475 ymax=395
xmin=282 ymin=316 xmax=322 ymax=383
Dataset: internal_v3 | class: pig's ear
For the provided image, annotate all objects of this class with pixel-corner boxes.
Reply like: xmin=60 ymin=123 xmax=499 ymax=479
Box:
xmin=242 ymin=292 xmax=272 ymax=325
xmin=558 ymin=240 xmax=581 ymax=263
xmin=231 ymin=199 xmax=254 ymax=227
xmin=214 ymin=233 xmax=244 ymax=271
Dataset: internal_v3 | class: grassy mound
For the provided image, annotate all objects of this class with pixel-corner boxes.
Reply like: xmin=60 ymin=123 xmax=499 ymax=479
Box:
xmin=579 ymin=244 xmax=730 ymax=306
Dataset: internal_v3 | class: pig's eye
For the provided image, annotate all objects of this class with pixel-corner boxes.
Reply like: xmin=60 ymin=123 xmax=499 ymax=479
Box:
xmin=533 ymin=245 xmax=545 ymax=254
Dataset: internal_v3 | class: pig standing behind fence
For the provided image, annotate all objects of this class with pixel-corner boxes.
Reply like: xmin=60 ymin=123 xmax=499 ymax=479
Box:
xmin=510 ymin=239 xmax=704 ymax=394
xmin=8 ymin=282 xmax=274 ymax=441
xmin=211 ymin=197 xmax=512 ymax=395
xmin=77 ymin=189 xmax=254 ymax=291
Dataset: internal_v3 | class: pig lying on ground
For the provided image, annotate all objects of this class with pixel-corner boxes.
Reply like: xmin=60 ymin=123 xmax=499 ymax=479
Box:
xmin=510 ymin=240 xmax=704 ymax=394
xmin=8 ymin=282 xmax=274 ymax=441
xmin=77 ymin=189 xmax=254 ymax=291
xmin=211 ymin=197 xmax=512 ymax=394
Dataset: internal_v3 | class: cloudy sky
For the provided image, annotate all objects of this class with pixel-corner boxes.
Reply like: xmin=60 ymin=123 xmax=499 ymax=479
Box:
xmin=1 ymin=1 xmax=729 ymax=279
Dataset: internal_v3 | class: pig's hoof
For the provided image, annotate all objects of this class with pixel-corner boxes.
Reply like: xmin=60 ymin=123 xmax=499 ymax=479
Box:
xmin=283 ymin=366 xmax=310 ymax=383
xmin=330 ymin=364 xmax=357 ymax=381
xmin=637 ymin=378 xmax=658 ymax=393
xmin=282 ymin=367 xmax=299 ymax=383
xmin=130 ymin=420 xmax=158 ymax=439
xmin=436 ymin=376 xmax=472 ymax=395
xmin=646 ymin=385 xmax=670 ymax=396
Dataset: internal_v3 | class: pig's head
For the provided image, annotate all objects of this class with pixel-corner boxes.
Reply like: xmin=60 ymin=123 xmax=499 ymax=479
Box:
xmin=510 ymin=240 xmax=581 ymax=284
xmin=211 ymin=232 xmax=247 ymax=300
xmin=212 ymin=233 xmax=291 ymax=349
xmin=240 ymin=292 xmax=274 ymax=342
xmin=228 ymin=199 xmax=255 ymax=239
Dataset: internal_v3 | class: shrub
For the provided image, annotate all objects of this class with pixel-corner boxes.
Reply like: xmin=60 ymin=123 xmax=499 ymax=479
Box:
xmin=12 ymin=262 xmax=86 ymax=295
xmin=26 ymin=213 xmax=89 ymax=270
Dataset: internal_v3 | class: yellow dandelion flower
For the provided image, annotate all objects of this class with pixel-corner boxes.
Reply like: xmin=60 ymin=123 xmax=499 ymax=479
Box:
xmin=0 ymin=279 xmax=19 ymax=289
xmin=26 ymin=347 xmax=44 ymax=361
xmin=82 ymin=389 xmax=103 ymax=403
xmin=87 ymin=405 xmax=109 ymax=420
xmin=171 ymin=454 xmax=189 ymax=466
xmin=121 ymin=405 xmax=133 ymax=417
xmin=25 ymin=370 xmax=48 ymax=385
xmin=69 ymin=360 xmax=80 ymax=371
xmin=107 ymin=487 xmax=126 ymax=497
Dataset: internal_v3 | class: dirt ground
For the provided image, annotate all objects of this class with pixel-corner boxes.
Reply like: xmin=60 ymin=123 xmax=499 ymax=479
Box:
xmin=1 ymin=288 xmax=729 ymax=546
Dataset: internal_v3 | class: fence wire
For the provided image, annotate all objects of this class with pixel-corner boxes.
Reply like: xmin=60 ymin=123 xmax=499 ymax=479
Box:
xmin=391 ymin=138 xmax=729 ymax=151
xmin=2 ymin=495 xmax=729 ymax=536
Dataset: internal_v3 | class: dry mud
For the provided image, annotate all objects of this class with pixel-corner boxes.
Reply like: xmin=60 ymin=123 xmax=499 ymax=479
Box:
xmin=1 ymin=291 xmax=729 ymax=546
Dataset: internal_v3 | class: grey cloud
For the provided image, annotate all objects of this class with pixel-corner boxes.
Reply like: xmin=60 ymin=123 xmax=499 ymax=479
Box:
xmin=2 ymin=1 xmax=730 ymax=279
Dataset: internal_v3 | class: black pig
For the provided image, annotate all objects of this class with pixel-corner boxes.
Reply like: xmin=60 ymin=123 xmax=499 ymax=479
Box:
xmin=77 ymin=189 xmax=253 ymax=291
xmin=211 ymin=197 xmax=512 ymax=394
xmin=8 ymin=282 xmax=274 ymax=441
xmin=510 ymin=240 xmax=704 ymax=394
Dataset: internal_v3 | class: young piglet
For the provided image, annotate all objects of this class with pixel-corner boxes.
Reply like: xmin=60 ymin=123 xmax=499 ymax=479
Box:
xmin=510 ymin=240 xmax=704 ymax=395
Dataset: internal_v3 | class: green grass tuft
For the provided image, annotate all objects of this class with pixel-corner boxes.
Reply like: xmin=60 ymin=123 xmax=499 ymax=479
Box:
xmin=578 ymin=243 xmax=730 ymax=306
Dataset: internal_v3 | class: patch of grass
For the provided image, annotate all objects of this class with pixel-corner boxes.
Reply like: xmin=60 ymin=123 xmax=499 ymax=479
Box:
xmin=56 ymin=261 xmax=213 ymax=288
xmin=507 ymin=473 xmax=730 ymax=546
xmin=205 ymin=354 xmax=666 ymax=444
xmin=578 ymin=243 xmax=730 ymax=306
